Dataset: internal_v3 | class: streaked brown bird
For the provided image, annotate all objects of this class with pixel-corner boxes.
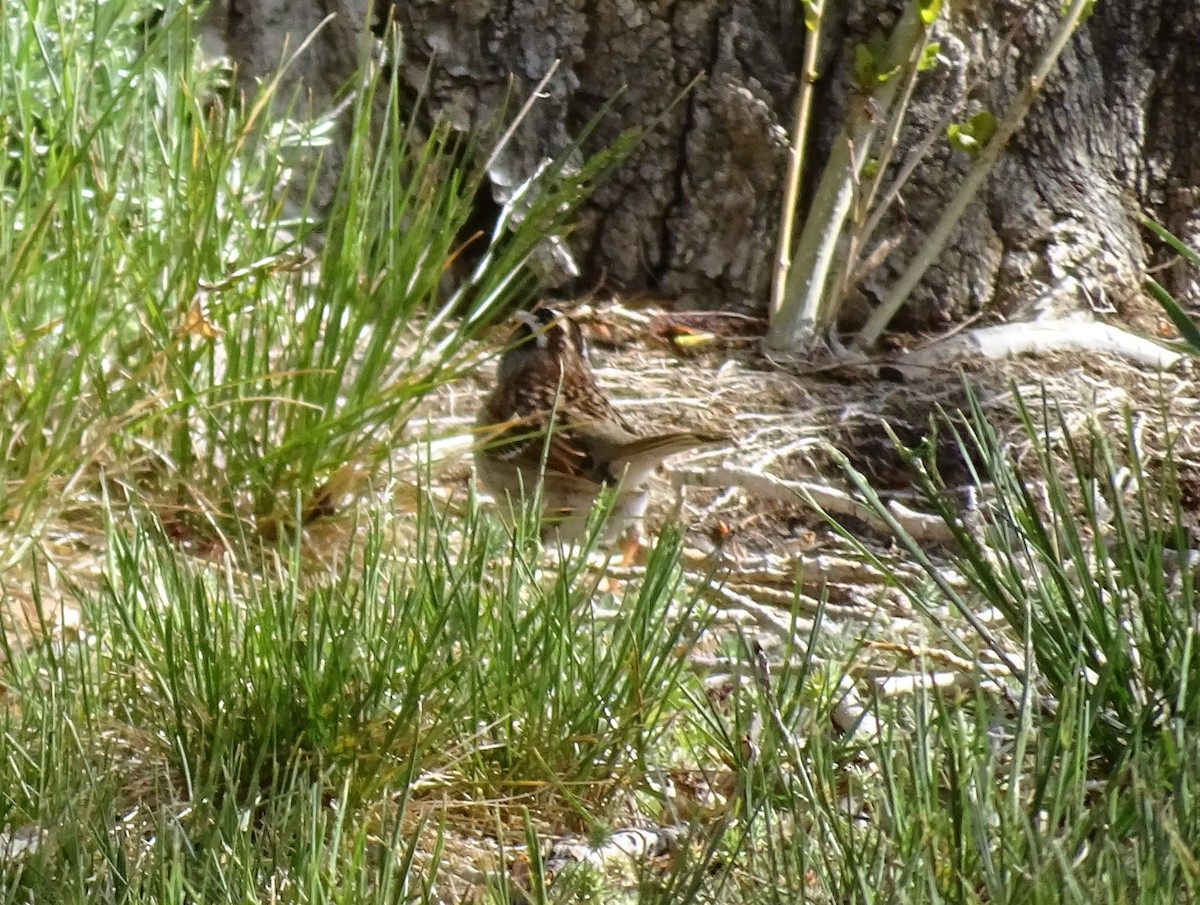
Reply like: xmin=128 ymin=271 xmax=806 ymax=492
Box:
xmin=475 ymin=308 xmax=725 ymax=543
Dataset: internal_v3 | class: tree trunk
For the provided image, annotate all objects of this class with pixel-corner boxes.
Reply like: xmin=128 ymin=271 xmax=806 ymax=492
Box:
xmin=390 ymin=0 xmax=802 ymax=311
xmin=219 ymin=0 xmax=1194 ymax=329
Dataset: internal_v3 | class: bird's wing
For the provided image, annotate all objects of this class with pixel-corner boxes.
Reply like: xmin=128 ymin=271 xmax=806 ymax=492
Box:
xmin=609 ymin=431 xmax=728 ymax=486
xmin=479 ymin=412 xmax=606 ymax=490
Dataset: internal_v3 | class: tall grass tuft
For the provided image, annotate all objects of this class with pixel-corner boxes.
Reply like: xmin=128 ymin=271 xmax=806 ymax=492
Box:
xmin=0 ymin=1 xmax=627 ymax=565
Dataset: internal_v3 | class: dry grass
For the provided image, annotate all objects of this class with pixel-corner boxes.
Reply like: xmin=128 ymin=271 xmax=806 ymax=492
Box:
xmin=408 ymin=295 xmax=1200 ymax=600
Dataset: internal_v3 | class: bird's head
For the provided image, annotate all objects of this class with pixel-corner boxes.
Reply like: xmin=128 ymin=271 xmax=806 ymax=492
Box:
xmin=496 ymin=307 xmax=589 ymax=385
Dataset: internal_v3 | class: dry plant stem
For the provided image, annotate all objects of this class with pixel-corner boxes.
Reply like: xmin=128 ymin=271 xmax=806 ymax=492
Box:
xmin=544 ymin=828 xmax=684 ymax=875
xmin=859 ymin=91 xmax=964 ymax=262
xmin=858 ymin=16 xmax=1027 ymax=266
xmin=674 ymin=465 xmax=958 ymax=545
xmin=767 ymin=130 xmax=863 ymax=350
xmin=830 ymin=27 xmax=936 ymax=306
xmin=766 ymin=3 xmax=928 ymax=351
xmin=856 ymin=34 xmax=930 ymax=230
xmin=831 ymin=678 xmax=882 ymax=743
xmin=855 ymin=0 xmax=1096 ymax=349
xmin=482 ymin=58 xmax=561 ymax=175
xmin=867 ymin=640 xmax=1010 ymax=676
xmin=676 ymin=551 xmax=935 ymax=592
xmin=712 ymin=586 xmax=815 ymax=644
xmin=770 ymin=0 xmax=824 ymax=319
xmin=874 ymin=671 xmax=978 ymax=696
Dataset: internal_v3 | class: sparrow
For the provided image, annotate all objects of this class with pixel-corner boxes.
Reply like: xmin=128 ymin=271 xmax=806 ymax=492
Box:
xmin=475 ymin=308 xmax=725 ymax=543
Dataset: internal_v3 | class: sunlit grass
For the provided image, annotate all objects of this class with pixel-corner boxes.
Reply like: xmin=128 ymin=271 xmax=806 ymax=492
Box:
xmin=2 ymin=1 xmax=1199 ymax=903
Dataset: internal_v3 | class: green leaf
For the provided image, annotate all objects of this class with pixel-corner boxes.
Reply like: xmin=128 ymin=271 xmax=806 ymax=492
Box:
xmin=1145 ymin=278 xmax=1200 ymax=354
xmin=968 ymin=110 xmax=997 ymax=144
xmin=803 ymin=0 xmax=820 ymax=31
xmin=1061 ymin=0 xmax=1097 ymax=19
xmin=947 ymin=110 xmax=997 ymax=156
xmin=918 ymin=0 xmax=943 ymax=25
xmin=918 ymin=42 xmax=941 ymax=72
xmin=854 ymin=32 xmax=901 ymax=87
xmin=1140 ymin=215 xmax=1200 ymax=269
xmin=946 ymin=123 xmax=976 ymax=153
xmin=854 ymin=42 xmax=878 ymax=87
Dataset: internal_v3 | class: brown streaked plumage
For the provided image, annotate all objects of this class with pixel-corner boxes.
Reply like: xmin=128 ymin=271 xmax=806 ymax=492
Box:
xmin=475 ymin=308 xmax=725 ymax=542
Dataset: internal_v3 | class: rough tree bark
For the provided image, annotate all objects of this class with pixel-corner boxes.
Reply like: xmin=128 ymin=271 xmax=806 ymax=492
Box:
xmin=217 ymin=0 xmax=1197 ymax=329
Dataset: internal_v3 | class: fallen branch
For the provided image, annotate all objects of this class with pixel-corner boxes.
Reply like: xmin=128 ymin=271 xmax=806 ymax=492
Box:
xmin=890 ymin=320 xmax=1184 ymax=378
xmin=674 ymin=465 xmax=957 ymax=545
xmin=700 ymin=582 xmax=817 ymax=644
